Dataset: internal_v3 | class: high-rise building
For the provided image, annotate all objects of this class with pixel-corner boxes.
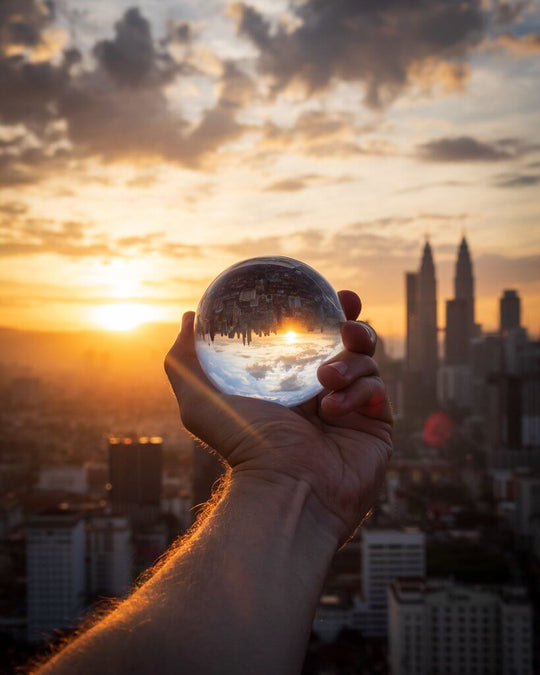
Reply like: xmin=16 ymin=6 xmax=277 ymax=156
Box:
xmin=444 ymin=237 xmax=476 ymax=366
xmin=361 ymin=529 xmax=425 ymax=637
xmin=108 ymin=436 xmax=163 ymax=525
xmin=417 ymin=241 xmax=438 ymax=395
xmin=389 ymin=578 xmax=533 ymax=675
xmin=454 ymin=236 xmax=475 ymax=335
xmin=404 ymin=242 xmax=438 ymax=414
xmin=500 ymin=289 xmax=521 ymax=334
xmin=445 ymin=299 xmax=469 ymax=365
xmin=87 ymin=514 xmax=133 ymax=598
xmin=405 ymin=272 xmax=419 ymax=373
xmin=26 ymin=511 xmax=86 ymax=643
xmin=519 ymin=340 xmax=540 ymax=448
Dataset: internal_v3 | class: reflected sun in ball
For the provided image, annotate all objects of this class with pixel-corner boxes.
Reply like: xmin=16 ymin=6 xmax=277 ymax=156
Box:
xmin=285 ymin=330 xmax=298 ymax=344
xmin=92 ymin=303 xmax=158 ymax=331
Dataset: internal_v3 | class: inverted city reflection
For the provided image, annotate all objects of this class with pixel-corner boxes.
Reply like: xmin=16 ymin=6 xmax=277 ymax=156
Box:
xmin=195 ymin=256 xmax=346 ymax=406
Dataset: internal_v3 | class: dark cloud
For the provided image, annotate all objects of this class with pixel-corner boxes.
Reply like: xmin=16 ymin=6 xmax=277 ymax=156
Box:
xmin=92 ymin=8 xmax=180 ymax=88
xmin=494 ymin=173 xmax=540 ymax=188
xmin=0 ymin=5 xmax=253 ymax=185
xmin=232 ymin=0 xmax=486 ymax=107
xmin=493 ymin=2 xmax=530 ymax=25
xmin=168 ymin=22 xmax=192 ymax=44
xmin=418 ymin=136 xmax=514 ymax=162
xmin=0 ymin=0 xmax=54 ymax=53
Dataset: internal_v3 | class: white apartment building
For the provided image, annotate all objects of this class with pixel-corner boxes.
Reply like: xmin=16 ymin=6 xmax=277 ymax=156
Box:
xmin=26 ymin=512 xmax=86 ymax=643
xmin=87 ymin=514 xmax=133 ymax=598
xmin=389 ymin=578 xmax=533 ymax=675
xmin=361 ymin=529 xmax=425 ymax=637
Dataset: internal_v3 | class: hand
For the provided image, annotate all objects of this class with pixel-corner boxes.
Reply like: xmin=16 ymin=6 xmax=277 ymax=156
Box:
xmin=165 ymin=290 xmax=393 ymax=544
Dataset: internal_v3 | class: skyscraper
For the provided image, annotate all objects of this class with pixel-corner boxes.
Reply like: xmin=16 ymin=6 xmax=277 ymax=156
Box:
xmin=26 ymin=511 xmax=86 ymax=643
xmin=445 ymin=237 xmax=475 ymax=365
xmin=404 ymin=241 xmax=439 ymax=414
xmin=417 ymin=241 xmax=438 ymax=397
xmin=454 ymin=236 xmax=475 ymax=335
xmin=444 ymin=299 xmax=469 ymax=365
xmin=500 ymin=289 xmax=521 ymax=334
xmin=405 ymin=272 xmax=419 ymax=373
xmin=108 ymin=436 xmax=163 ymax=525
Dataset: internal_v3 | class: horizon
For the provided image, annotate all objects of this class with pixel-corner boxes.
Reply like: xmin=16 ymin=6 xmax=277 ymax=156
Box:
xmin=1 ymin=1 xmax=539 ymax=347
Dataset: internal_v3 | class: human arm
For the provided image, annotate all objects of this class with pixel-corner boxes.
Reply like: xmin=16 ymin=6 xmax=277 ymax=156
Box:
xmin=33 ymin=290 xmax=392 ymax=675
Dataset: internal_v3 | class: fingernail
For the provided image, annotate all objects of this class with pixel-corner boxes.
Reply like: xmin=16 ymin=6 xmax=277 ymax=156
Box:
xmin=326 ymin=361 xmax=348 ymax=376
xmin=328 ymin=390 xmax=345 ymax=403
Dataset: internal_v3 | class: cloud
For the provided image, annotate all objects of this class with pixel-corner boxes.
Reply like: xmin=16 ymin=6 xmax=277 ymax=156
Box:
xmin=418 ymin=136 xmax=515 ymax=161
xmin=250 ymin=110 xmax=392 ymax=163
xmin=0 ymin=0 xmax=58 ymax=56
xmin=0 ymin=201 xmax=29 ymax=216
xmin=494 ymin=173 xmax=540 ymax=188
xmin=262 ymin=173 xmax=349 ymax=192
xmin=277 ymin=373 xmax=302 ymax=392
xmin=492 ymin=1 xmax=531 ymax=26
xmin=396 ymin=180 xmax=471 ymax=194
xmin=246 ymin=362 xmax=271 ymax=379
xmin=231 ymin=0 xmax=486 ymax=107
xmin=0 ymin=5 xmax=255 ymax=185
xmin=92 ymin=8 xmax=180 ymax=88
xmin=489 ymin=32 xmax=540 ymax=55
xmin=0 ymin=213 xmax=202 ymax=259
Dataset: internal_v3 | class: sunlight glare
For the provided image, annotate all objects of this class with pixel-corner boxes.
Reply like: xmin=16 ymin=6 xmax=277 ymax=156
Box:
xmin=285 ymin=330 xmax=297 ymax=344
xmin=92 ymin=303 xmax=158 ymax=331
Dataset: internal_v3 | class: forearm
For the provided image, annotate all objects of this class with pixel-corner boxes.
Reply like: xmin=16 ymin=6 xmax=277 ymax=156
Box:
xmin=35 ymin=472 xmax=339 ymax=675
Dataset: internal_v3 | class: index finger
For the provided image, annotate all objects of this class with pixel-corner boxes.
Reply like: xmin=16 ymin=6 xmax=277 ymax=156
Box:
xmin=338 ymin=290 xmax=361 ymax=320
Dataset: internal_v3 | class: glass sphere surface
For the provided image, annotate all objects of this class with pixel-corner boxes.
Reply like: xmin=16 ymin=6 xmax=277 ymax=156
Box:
xmin=194 ymin=256 xmax=346 ymax=406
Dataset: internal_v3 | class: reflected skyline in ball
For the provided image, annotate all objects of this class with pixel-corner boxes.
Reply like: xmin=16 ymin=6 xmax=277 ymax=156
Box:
xmin=195 ymin=256 xmax=346 ymax=406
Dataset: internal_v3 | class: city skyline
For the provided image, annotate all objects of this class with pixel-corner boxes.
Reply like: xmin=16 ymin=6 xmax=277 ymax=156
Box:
xmin=0 ymin=1 xmax=539 ymax=343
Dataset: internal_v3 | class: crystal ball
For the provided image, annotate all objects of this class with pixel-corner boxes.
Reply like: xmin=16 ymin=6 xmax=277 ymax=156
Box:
xmin=194 ymin=256 xmax=346 ymax=406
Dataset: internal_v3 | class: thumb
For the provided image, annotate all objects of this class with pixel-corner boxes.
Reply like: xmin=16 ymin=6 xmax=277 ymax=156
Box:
xmin=164 ymin=312 xmax=267 ymax=458
xmin=164 ymin=311 xmax=218 ymax=422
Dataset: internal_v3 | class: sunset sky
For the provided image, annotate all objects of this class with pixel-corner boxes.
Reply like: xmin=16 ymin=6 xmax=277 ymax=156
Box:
xmin=1 ymin=0 xmax=540 ymax=354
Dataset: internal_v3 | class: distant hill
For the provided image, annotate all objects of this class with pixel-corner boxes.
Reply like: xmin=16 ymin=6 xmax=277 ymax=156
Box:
xmin=0 ymin=323 xmax=181 ymax=386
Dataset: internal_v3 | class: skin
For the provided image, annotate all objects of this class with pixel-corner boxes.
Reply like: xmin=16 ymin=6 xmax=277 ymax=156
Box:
xmin=32 ymin=290 xmax=392 ymax=675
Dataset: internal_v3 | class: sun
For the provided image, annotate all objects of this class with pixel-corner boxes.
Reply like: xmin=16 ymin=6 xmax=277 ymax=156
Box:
xmin=92 ymin=303 xmax=158 ymax=331
xmin=285 ymin=330 xmax=297 ymax=344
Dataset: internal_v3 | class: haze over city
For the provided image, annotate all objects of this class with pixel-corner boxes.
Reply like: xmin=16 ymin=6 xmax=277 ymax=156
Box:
xmin=1 ymin=0 xmax=539 ymax=349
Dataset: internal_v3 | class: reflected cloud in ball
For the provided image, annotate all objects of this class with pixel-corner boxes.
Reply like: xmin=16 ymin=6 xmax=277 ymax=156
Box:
xmin=194 ymin=256 xmax=346 ymax=406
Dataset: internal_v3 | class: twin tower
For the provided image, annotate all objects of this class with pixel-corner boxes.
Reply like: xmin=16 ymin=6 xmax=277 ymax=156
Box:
xmin=405 ymin=237 xmax=475 ymax=409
